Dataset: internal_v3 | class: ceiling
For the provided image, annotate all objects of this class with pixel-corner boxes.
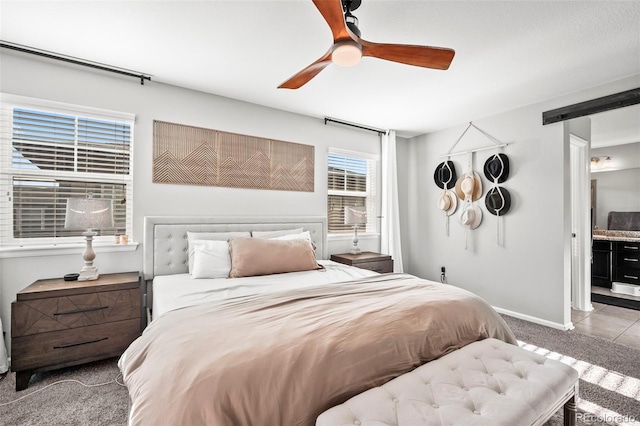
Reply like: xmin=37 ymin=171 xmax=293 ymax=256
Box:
xmin=1 ymin=1 xmax=639 ymax=138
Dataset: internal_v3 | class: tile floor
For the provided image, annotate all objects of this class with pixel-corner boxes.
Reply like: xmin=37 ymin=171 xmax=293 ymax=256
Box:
xmin=572 ymin=302 xmax=640 ymax=350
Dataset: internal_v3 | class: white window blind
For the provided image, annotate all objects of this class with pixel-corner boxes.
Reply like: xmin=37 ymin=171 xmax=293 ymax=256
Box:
xmin=0 ymin=94 xmax=134 ymax=246
xmin=327 ymin=149 xmax=377 ymax=234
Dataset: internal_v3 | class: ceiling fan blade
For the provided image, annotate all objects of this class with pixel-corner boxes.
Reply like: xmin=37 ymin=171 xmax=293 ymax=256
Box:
xmin=312 ymin=0 xmax=352 ymax=42
xmin=360 ymin=39 xmax=455 ymax=70
xmin=278 ymin=50 xmax=333 ymax=89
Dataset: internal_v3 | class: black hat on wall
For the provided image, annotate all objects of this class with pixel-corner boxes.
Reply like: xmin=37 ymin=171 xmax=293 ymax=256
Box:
xmin=485 ymin=186 xmax=512 ymax=216
xmin=433 ymin=161 xmax=457 ymax=190
xmin=483 ymin=153 xmax=510 ymax=183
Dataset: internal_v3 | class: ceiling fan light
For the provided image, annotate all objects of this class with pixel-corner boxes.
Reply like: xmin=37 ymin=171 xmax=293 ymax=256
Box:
xmin=332 ymin=41 xmax=362 ymax=67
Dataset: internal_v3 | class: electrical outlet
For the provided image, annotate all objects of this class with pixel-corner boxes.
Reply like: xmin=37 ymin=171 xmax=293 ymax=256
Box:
xmin=441 ymin=266 xmax=446 ymax=274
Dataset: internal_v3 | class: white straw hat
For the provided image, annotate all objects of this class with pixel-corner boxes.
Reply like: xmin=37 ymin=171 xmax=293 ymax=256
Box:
xmin=459 ymin=204 xmax=483 ymax=229
xmin=437 ymin=190 xmax=458 ymax=216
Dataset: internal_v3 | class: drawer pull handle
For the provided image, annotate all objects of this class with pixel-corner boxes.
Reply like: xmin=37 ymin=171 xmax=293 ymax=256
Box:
xmin=623 ymin=275 xmax=639 ymax=280
xmin=54 ymin=306 xmax=109 ymax=316
xmin=53 ymin=337 xmax=108 ymax=349
xmin=623 ymin=258 xmax=639 ymax=262
xmin=624 ymin=246 xmax=639 ymax=250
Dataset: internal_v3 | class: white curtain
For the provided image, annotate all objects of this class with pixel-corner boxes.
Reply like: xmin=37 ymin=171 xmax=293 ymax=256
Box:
xmin=380 ymin=130 xmax=404 ymax=272
xmin=0 ymin=316 xmax=8 ymax=374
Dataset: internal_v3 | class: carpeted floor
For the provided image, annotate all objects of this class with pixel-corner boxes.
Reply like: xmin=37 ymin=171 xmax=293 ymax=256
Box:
xmin=0 ymin=315 xmax=638 ymax=425
xmin=0 ymin=358 xmax=129 ymax=426
xmin=502 ymin=315 xmax=640 ymax=426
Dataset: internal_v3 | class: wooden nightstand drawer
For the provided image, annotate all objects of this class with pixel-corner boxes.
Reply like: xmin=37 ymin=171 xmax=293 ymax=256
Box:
xmin=12 ymin=288 xmax=140 ymax=337
xmin=330 ymin=252 xmax=394 ymax=273
xmin=354 ymin=260 xmax=393 ymax=273
xmin=11 ymin=319 xmax=140 ymax=371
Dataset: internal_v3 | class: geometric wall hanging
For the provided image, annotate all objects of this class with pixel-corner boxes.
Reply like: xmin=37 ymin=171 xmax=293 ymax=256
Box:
xmin=153 ymin=120 xmax=314 ymax=192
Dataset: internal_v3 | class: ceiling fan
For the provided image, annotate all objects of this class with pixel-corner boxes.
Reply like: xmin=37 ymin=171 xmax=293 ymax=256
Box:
xmin=278 ymin=0 xmax=455 ymax=89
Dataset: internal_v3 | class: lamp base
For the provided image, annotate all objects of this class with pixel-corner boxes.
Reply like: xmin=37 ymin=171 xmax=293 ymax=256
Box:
xmin=78 ymin=230 xmax=99 ymax=281
xmin=78 ymin=266 xmax=99 ymax=281
xmin=349 ymin=224 xmax=361 ymax=255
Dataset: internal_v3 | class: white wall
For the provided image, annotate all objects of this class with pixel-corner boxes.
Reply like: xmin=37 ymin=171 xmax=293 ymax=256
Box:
xmin=593 ymin=168 xmax=640 ymax=229
xmin=401 ymin=74 xmax=640 ymax=328
xmin=591 ymin=142 xmax=640 ymax=229
xmin=0 ymin=52 xmax=382 ymax=354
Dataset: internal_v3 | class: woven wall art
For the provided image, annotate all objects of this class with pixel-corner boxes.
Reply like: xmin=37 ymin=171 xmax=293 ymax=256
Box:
xmin=153 ymin=120 xmax=314 ymax=192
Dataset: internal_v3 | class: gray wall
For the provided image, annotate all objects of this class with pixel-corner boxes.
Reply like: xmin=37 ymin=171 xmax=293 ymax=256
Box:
xmin=591 ymin=142 xmax=640 ymax=229
xmin=400 ymin=75 xmax=640 ymax=328
xmin=0 ymin=52 xmax=382 ymax=354
xmin=593 ymin=168 xmax=640 ymax=229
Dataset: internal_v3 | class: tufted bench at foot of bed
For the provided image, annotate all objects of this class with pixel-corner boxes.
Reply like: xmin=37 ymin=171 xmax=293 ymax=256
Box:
xmin=317 ymin=338 xmax=579 ymax=426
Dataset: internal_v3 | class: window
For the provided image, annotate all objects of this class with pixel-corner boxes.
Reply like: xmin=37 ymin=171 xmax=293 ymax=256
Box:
xmin=0 ymin=94 xmax=134 ymax=246
xmin=327 ymin=149 xmax=377 ymax=234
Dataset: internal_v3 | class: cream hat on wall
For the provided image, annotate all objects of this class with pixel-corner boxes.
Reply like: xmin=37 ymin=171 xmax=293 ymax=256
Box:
xmin=437 ymin=190 xmax=458 ymax=216
xmin=459 ymin=204 xmax=483 ymax=229
xmin=455 ymin=171 xmax=483 ymax=202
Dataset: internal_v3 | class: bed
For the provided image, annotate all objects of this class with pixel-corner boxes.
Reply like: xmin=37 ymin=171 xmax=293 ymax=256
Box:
xmin=119 ymin=216 xmax=517 ymax=426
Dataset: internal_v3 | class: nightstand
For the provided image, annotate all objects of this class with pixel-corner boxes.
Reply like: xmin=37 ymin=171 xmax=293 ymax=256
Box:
xmin=11 ymin=272 xmax=142 ymax=391
xmin=330 ymin=252 xmax=394 ymax=273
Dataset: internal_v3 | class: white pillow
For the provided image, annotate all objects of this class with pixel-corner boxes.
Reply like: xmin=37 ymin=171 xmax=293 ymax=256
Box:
xmin=191 ymin=240 xmax=231 ymax=279
xmin=271 ymin=230 xmax=312 ymax=241
xmin=251 ymin=228 xmax=304 ymax=239
xmin=187 ymin=231 xmax=250 ymax=273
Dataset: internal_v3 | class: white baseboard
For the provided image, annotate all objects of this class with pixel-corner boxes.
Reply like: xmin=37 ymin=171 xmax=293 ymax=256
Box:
xmin=493 ymin=306 xmax=574 ymax=331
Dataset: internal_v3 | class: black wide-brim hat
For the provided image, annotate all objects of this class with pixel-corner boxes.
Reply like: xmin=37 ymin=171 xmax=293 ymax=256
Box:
xmin=434 ymin=161 xmax=457 ymax=190
xmin=485 ymin=186 xmax=512 ymax=216
xmin=483 ymin=153 xmax=510 ymax=183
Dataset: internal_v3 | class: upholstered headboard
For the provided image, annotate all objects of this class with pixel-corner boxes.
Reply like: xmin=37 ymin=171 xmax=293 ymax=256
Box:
xmin=143 ymin=216 xmax=327 ymax=281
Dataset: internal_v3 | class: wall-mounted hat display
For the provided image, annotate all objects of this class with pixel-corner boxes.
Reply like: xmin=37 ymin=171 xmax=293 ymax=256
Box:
xmin=438 ymin=122 xmax=513 ymax=249
xmin=455 ymin=171 xmax=483 ymax=202
xmin=485 ymin=186 xmax=512 ymax=216
xmin=433 ymin=161 xmax=457 ymax=190
xmin=459 ymin=204 xmax=483 ymax=230
xmin=483 ymin=153 xmax=510 ymax=184
xmin=437 ymin=190 xmax=458 ymax=216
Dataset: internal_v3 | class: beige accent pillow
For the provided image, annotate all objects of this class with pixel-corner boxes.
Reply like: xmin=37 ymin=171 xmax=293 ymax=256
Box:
xmin=228 ymin=237 xmax=320 ymax=278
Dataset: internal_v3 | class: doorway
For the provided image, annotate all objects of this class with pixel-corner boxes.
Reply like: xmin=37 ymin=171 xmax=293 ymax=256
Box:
xmin=570 ymin=134 xmax=593 ymax=312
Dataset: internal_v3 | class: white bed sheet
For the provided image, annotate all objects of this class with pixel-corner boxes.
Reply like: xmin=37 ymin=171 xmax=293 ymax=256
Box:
xmin=151 ymin=260 xmax=378 ymax=319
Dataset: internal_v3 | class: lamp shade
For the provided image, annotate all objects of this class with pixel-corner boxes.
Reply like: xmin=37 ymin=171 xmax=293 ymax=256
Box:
xmin=344 ymin=206 xmax=367 ymax=226
xmin=65 ymin=198 xmax=114 ymax=230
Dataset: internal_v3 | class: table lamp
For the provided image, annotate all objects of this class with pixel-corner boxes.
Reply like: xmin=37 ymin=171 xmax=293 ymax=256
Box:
xmin=344 ymin=206 xmax=367 ymax=255
xmin=65 ymin=196 xmax=113 ymax=281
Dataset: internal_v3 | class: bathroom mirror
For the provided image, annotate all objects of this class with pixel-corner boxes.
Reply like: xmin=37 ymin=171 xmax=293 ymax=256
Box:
xmin=590 ymin=105 xmax=640 ymax=231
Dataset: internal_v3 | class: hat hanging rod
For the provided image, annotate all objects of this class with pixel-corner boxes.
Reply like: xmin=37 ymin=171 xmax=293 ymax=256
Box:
xmin=324 ymin=117 xmax=387 ymax=136
xmin=441 ymin=122 xmax=508 ymax=158
xmin=439 ymin=143 xmax=509 ymax=158
xmin=0 ymin=41 xmax=152 ymax=85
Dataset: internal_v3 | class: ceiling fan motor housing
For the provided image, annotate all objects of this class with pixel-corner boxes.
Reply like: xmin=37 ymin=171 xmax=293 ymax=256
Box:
xmin=342 ymin=0 xmax=362 ymax=37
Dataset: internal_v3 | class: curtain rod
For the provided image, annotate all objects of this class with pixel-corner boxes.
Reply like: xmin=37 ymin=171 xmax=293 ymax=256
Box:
xmin=0 ymin=41 xmax=152 ymax=85
xmin=324 ymin=117 xmax=387 ymax=136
